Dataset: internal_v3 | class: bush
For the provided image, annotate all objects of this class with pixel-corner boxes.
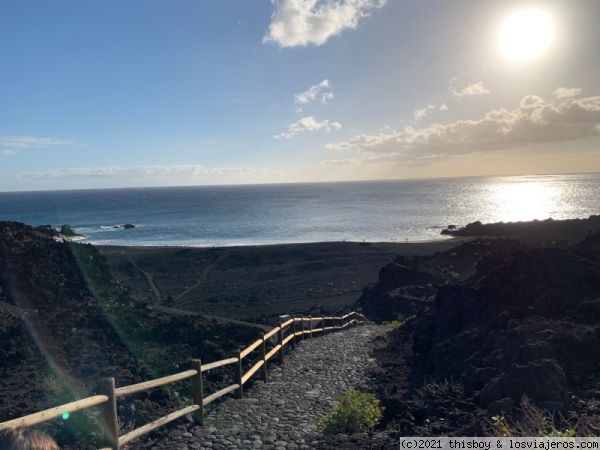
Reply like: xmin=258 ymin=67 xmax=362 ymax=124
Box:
xmin=317 ymin=389 xmax=384 ymax=434
xmin=485 ymin=397 xmax=599 ymax=437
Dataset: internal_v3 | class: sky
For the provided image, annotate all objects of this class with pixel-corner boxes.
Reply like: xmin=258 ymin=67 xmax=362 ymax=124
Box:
xmin=1 ymin=0 xmax=600 ymax=191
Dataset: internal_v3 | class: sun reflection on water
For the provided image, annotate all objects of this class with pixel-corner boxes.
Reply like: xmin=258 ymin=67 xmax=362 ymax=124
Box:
xmin=490 ymin=181 xmax=561 ymax=223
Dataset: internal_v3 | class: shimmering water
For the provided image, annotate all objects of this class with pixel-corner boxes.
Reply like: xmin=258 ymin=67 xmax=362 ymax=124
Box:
xmin=0 ymin=173 xmax=598 ymax=246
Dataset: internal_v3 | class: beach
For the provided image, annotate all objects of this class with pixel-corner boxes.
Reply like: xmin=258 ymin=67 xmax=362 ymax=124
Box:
xmin=98 ymin=238 xmax=469 ymax=323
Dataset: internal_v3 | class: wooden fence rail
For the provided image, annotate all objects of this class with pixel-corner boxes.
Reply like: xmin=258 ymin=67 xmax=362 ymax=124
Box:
xmin=0 ymin=311 xmax=366 ymax=449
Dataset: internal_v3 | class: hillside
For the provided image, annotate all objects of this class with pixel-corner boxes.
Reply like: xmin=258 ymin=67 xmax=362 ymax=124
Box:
xmin=357 ymin=229 xmax=600 ymax=439
xmin=0 ymin=222 xmax=262 ymax=448
xmin=4 ymin=218 xmax=600 ymax=448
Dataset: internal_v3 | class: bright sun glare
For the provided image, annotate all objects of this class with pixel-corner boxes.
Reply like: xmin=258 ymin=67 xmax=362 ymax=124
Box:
xmin=492 ymin=182 xmax=558 ymax=222
xmin=499 ymin=9 xmax=553 ymax=60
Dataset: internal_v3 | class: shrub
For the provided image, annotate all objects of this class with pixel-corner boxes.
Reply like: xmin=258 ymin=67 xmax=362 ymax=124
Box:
xmin=485 ymin=397 xmax=599 ymax=437
xmin=384 ymin=320 xmax=404 ymax=329
xmin=317 ymin=389 xmax=384 ymax=434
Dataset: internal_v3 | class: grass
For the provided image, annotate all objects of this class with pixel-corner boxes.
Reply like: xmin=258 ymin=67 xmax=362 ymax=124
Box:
xmin=316 ymin=389 xmax=384 ymax=435
xmin=369 ymin=317 xmax=413 ymax=340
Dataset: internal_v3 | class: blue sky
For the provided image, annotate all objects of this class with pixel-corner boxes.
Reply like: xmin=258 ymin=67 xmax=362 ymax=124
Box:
xmin=1 ymin=0 xmax=600 ymax=191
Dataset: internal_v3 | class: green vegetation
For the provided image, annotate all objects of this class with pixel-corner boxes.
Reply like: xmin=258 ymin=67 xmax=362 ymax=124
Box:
xmin=369 ymin=317 xmax=413 ymax=340
xmin=383 ymin=319 xmax=406 ymax=329
xmin=490 ymin=413 xmax=576 ymax=437
xmin=317 ymin=389 xmax=384 ymax=434
xmin=40 ymin=370 xmax=72 ymax=407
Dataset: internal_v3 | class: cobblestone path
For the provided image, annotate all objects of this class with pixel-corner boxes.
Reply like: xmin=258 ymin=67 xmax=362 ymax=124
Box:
xmin=147 ymin=324 xmax=384 ymax=450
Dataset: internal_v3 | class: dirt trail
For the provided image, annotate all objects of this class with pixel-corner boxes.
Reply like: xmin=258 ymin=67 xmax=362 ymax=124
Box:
xmin=151 ymin=304 xmax=271 ymax=330
xmin=175 ymin=250 xmax=230 ymax=302
xmin=130 ymin=259 xmax=162 ymax=302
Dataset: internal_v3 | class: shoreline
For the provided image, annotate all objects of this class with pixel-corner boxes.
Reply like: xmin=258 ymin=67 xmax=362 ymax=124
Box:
xmin=93 ymin=236 xmax=466 ymax=251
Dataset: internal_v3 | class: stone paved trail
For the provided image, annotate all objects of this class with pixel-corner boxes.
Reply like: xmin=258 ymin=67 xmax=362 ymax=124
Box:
xmin=146 ymin=324 xmax=385 ymax=450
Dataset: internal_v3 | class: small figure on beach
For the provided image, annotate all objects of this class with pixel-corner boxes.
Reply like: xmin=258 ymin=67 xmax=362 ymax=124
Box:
xmin=0 ymin=427 xmax=59 ymax=450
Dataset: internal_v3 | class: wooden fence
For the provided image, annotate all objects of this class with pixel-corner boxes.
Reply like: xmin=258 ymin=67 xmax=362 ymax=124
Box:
xmin=0 ymin=311 xmax=366 ymax=449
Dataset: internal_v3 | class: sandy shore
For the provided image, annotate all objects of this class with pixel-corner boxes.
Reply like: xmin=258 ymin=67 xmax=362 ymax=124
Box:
xmin=98 ymin=238 xmax=468 ymax=322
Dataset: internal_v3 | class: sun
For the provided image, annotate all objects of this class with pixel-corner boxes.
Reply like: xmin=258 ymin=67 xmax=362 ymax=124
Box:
xmin=499 ymin=9 xmax=553 ymax=60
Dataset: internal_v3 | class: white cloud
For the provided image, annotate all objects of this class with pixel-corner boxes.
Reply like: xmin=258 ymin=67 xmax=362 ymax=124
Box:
xmin=325 ymin=95 xmax=600 ymax=165
xmin=451 ymin=81 xmax=490 ymax=97
xmin=294 ymin=79 xmax=334 ymax=106
xmin=263 ymin=0 xmax=387 ymax=48
xmin=0 ymin=136 xmax=76 ymax=149
xmin=321 ymin=91 xmax=334 ymax=104
xmin=320 ymin=157 xmax=369 ymax=166
xmin=413 ymin=105 xmax=435 ymax=120
xmin=1 ymin=150 xmax=17 ymax=156
xmin=274 ymin=116 xmax=342 ymax=139
xmin=15 ymin=165 xmax=271 ymax=180
xmin=413 ymin=103 xmax=449 ymax=120
xmin=320 ymin=153 xmax=449 ymax=167
xmin=553 ymin=87 xmax=582 ymax=99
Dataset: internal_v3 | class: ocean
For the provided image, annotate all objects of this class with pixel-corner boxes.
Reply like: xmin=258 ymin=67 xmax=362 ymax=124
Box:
xmin=1 ymin=173 xmax=599 ymax=247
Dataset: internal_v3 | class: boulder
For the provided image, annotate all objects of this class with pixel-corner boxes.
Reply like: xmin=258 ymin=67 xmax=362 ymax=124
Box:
xmin=504 ymin=359 xmax=567 ymax=404
xmin=478 ymin=359 xmax=569 ymax=407
xmin=59 ymin=224 xmax=82 ymax=237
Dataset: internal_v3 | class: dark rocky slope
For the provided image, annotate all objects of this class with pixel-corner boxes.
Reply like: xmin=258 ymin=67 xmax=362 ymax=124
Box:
xmin=357 ymin=231 xmax=600 ymax=439
xmin=4 ymin=218 xmax=600 ymax=448
xmin=0 ymin=222 xmax=261 ymax=448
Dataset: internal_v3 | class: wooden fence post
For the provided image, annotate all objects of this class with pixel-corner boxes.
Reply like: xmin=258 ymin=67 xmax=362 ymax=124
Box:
xmin=259 ymin=333 xmax=268 ymax=383
xmin=308 ymin=317 xmax=312 ymax=339
xmin=300 ymin=317 xmax=305 ymax=341
xmin=277 ymin=322 xmax=284 ymax=364
xmin=97 ymin=377 xmax=120 ymax=450
xmin=234 ymin=350 xmax=243 ymax=399
xmin=191 ymin=359 xmax=204 ymax=426
xmin=291 ymin=317 xmax=297 ymax=350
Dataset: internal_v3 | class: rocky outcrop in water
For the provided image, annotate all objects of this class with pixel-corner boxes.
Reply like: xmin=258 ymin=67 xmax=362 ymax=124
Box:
xmin=441 ymin=215 xmax=600 ymax=244
xmin=59 ymin=224 xmax=83 ymax=237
